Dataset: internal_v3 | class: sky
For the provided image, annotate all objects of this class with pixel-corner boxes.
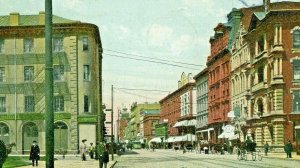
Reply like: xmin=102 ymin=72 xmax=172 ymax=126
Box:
xmin=1 ymin=0 xmax=298 ymax=111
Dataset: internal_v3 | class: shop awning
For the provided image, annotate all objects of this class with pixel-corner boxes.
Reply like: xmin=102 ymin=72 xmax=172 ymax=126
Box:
xmin=167 ymin=134 xmax=196 ymax=142
xmin=196 ymin=128 xmax=214 ymax=133
xmin=173 ymin=120 xmax=188 ymax=127
xmin=173 ymin=119 xmax=196 ymax=128
xmin=149 ymin=137 xmax=163 ymax=143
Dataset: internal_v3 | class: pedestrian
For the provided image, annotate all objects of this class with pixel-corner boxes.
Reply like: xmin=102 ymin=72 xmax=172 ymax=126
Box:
xmin=264 ymin=141 xmax=269 ymax=156
xmin=103 ymin=145 xmax=109 ymax=168
xmin=80 ymin=139 xmax=87 ymax=161
xmin=284 ymin=140 xmax=293 ymax=158
xmin=29 ymin=140 xmax=40 ymax=167
xmin=89 ymin=142 xmax=95 ymax=159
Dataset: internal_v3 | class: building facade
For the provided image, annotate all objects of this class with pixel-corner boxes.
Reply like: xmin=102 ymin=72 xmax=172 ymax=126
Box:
xmin=194 ymin=68 xmax=209 ymax=142
xmin=141 ymin=109 xmax=160 ymax=142
xmin=160 ymin=72 xmax=196 ymax=138
xmin=244 ymin=2 xmax=300 ymax=150
xmin=0 ymin=12 xmax=102 ymax=153
xmin=207 ymin=23 xmax=232 ymax=143
xmin=124 ymin=102 xmax=160 ymax=141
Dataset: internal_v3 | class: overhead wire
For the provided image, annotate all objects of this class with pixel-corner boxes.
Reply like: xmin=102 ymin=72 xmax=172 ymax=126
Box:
xmin=104 ymin=48 xmax=205 ymax=67
xmin=103 ymin=53 xmax=201 ymax=70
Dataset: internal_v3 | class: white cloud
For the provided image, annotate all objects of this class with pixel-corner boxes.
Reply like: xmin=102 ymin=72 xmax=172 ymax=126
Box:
xmin=171 ymin=35 xmax=208 ymax=56
xmin=144 ymin=24 xmax=174 ymax=47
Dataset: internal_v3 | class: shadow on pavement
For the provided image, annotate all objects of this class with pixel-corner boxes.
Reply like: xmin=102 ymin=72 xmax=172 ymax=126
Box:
xmin=120 ymin=150 xmax=139 ymax=155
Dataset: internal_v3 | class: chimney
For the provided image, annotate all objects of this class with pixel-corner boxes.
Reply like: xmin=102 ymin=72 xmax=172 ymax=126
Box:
xmin=263 ymin=0 xmax=270 ymax=13
xmin=9 ymin=12 xmax=20 ymax=26
xmin=39 ymin=11 xmax=45 ymax=25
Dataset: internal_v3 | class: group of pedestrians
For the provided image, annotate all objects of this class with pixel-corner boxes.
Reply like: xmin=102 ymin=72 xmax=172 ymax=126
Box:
xmin=79 ymin=139 xmax=109 ymax=167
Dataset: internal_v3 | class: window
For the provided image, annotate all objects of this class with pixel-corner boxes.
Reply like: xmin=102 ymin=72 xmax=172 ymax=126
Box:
xmin=24 ymin=66 xmax=34 ymax=81
xmin=84 ymin=65 xmax=90 ymax=80
xmin=54 ymin=96 xmax=64 ymax=112
xmin=53 ymin=65 xmax=64 ymax=81
xmin=84 ymin=95 xmax=89 ymax=112
xmin=24 ymin=38 xmax=34 ymax=53
xmin=25 ymin=96 xmax=34 ymax=112
xmin=83 ymin=37 xmax=89 ymax=51
xmin=0 ymin=67 xmax=4 ymax=82
xmin=258 ymin=35 xmax=265 ymax=54
xmin=293 ymin=30 xmax=300 ymax=48
xmin=0 ymin=39 xmax=4 ymax=53
xmin=258 ymin=66 xmax=264 ymax=83
xmin=53 ymin=37 xmax=64 ymax=52
xmin=293 ymin=60 xmax=300 ymax=80
xmin=0 ymin=97 xmax=6 ymax=112
xmin=293 ymin=91 xmax=300 ymax=112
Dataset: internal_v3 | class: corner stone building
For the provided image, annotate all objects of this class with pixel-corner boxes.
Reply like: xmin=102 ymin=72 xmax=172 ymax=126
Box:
xmin=0 ymin=12 xmax=102 ymax=154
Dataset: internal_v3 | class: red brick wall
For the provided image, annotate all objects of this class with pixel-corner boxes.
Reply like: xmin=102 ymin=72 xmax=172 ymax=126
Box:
xmin=143 ymin=115 xmax=160 ymax=141
xmin=119 ymin=118 xmax=127 ymax=140
xmin=207 ymin=24 xmax=231 ymax=126
xmin=160 ymin=83 xmax=195 ymax=136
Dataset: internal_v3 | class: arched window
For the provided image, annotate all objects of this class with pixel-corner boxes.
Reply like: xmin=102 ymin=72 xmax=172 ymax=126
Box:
xmin=293 ymin=30 xmax=300 ymax=48
xmin=0 ymin=122 xmax=9 ymax=144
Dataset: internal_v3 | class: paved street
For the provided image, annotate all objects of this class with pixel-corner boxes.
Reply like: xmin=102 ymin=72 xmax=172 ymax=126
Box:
xmin=114 ymin=149 xmax=300 ymax=168
xmin=17 ymin=155 xmax=117 ymax=168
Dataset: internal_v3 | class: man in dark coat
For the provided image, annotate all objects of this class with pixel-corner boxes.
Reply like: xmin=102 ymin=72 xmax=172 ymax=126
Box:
xmin=29 ymin=140 xmax=40 ymax=166
xmin=284 ymin=140 xmax=293 ymax=158
xmin=103 ymin=145 xmax=109 ymax=168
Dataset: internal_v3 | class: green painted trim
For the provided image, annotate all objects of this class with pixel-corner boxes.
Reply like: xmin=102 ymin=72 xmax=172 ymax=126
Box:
xmin=54 ymin=112 xmax=71 ymax=120
xmin=77 ymin=115 xmax=97 ymax=123
xmin=0 ymin=112 xmax=72 ymax=121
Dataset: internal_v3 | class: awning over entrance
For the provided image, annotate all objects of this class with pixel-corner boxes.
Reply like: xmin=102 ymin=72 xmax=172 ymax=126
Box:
xmin=173 ymin=119 xmax=196 ymax=128
xmin=196 ymin=128 xmax=214 ymax=133
xmin=149 ymin=137 xmax=162 ymax=143
xmin=166 ymin=134 xmax=195 ymax=142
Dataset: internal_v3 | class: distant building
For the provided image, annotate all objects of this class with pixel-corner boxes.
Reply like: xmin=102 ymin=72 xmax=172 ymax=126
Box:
xmin=160 ymin=72 xmax=196 ymax=140
xmin=0 ymin=12 xmax=102 ymax=153
xmin=140 ymin=109 xmax=160 ymax=142
xmin=193 ymin=68 xmax=209 ymax=143
xmin=124 ymin=102 xmax=160 ymax=141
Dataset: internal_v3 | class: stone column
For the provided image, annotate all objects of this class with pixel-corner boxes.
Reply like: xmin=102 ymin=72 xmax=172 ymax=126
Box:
xmin=279 ymin=25 xmax=282 ymax=44
xmin=264 ymin=33 xmax=267 ymax=51
xmin=255 ymin=127 xmax=263 ymax=146
xmin=274 ymin=25 xmax=278 ymax=44
xmin=279 ymin=58 xmax=282 ymax=75
xmin=274 ymin=124 xmax=284 ymax=146
xmin=274 ymin=89 xmax=283 ymax=113
xmin=255 ymin=41 xmax=258 ymax=55
xmin=263 ymin=126 xmax=271 ymax=144
xmin=274 ymin=58 xmax=278 ymax=76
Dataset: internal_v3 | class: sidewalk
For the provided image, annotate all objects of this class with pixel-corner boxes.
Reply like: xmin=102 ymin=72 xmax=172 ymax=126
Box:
xmin=263 ymin=152 xmax=300 ymax=160
xmin=17 ymin=155 xmax=118 ymax=168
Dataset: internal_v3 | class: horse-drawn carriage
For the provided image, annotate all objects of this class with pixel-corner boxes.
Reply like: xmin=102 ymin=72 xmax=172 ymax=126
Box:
xmin=237 ymin=142 xmax=262 ymax=161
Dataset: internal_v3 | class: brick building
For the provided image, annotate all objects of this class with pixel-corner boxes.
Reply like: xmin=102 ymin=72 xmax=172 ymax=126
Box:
xmin=160 ymin=72 xmax=196 ymax=137
xmin=243 ymin=1 xmax=300 ymax=150
xmin=207 ymin=23 xmax=232 ymax=143
xmin=141 ymin=109 xmax=160 ymax=142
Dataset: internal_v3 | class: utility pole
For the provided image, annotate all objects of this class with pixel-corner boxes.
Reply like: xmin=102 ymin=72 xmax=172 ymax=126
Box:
xmin=111 ymin=85 xmax=114 ymax=160
xmin=97 ymin=48 xmax=103 ymax=167
xmin=117 ymin=109 xmax=120 ymax=144
xmin=45 ymin=0 xmax=54 ymax=167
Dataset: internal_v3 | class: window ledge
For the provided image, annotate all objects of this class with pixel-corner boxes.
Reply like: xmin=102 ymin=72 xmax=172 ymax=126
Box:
xmin=292 ymin=80 xmax=300 ymax=86
xmin=292 ymin=48 xmax=300 ymax=53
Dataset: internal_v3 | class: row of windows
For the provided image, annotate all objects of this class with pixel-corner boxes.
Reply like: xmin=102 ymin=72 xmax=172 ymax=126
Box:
xmin=0 ymin=37 xmax=89 ymax=53
xmin=0 ymin=95 xmax=90 ymax=113
xmin=0 ymin=65 xmax=90 ymax=82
